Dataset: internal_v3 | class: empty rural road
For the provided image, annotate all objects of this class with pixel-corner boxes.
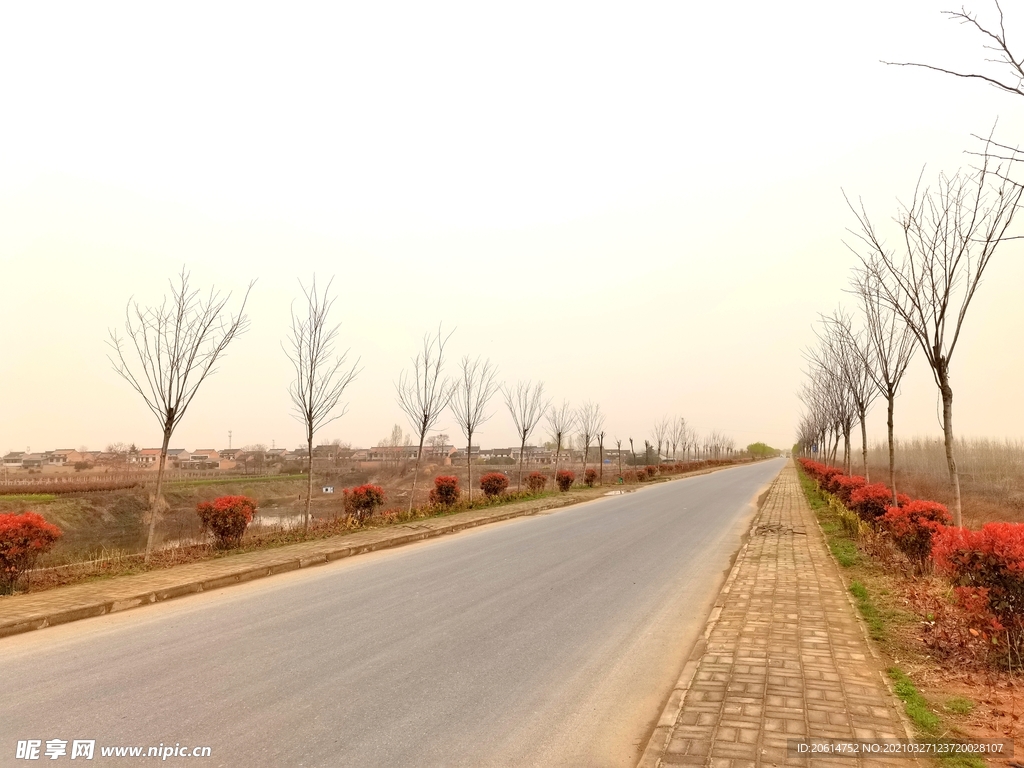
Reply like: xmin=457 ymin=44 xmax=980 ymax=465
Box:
xmin=1 ymin=459 xmax=784 ymax=767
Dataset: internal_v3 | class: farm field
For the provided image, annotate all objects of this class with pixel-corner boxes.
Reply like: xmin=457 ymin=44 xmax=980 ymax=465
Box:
xmin=865 ymin=437 xmax=1024 ymax=528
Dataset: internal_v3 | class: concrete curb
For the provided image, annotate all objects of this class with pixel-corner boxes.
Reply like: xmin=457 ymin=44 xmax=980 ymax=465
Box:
xmin=635 ymin=474 xmax=776 ymax=768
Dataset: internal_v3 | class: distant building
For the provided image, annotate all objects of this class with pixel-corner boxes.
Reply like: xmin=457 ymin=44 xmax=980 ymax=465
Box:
xmin=3 ymin=452 xmax=24 ymax=468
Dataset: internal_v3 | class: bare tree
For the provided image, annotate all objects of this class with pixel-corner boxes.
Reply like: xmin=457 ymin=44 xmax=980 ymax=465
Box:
xmin=108 ymin=269 xmax=253 ymax=561
xmin=284 ymin=276 xmax=360 ymax=534
xmin=615 ymin=437 xmax=623 ymax=479
xmin=652 ymin=417 xmax=670 ymax=461
xmin=851 ymin=268 xmax=916 ymax=503
xmin=546 ymin=400 xmax=576 ymax=483
xmin=884 ymin=2 xmax=1024 ymax=100
xmin=450 ymin=356 xmax=499 ymax=502
xmin=504 ymin=380 xmax=549 ymax=491
xmin=669 ymin=417 xmax=687 ymax=460
xmin=378 ymin=424 xmax=410 ymax=476
xmin=820 ymin=309 xmax=879 ymax=480
xmin=396 ymin=326 xmax=456 ymax=512
xmin=597 ymin=430 xmax=606 ymax=484
xmin=848 ymin=159 xmax=1023 ymax=525
xmin=576 ymin=402 xmax=604 ymax=480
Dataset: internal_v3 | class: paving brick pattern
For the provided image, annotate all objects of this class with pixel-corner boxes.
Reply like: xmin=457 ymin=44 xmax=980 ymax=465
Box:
xmin=646 ymin=464 xmax=913 ymax=768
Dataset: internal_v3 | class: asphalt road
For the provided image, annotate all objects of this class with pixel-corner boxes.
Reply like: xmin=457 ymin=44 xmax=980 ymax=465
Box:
xmin=0 ymin=459 xmax=784 ymax=767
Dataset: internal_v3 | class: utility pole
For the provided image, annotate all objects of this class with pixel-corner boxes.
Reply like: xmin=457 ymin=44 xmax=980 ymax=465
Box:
xmin=228 ymin=430 xmax=232 ymax=450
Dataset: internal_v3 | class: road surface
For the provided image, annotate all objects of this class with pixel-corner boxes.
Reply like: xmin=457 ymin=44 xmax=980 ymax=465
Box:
xmin=1 ymin=459 xmax=784 ymax=767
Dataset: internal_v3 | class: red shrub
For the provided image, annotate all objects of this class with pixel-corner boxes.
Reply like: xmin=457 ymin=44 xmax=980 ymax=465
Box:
xmin=343 ymin=484 xmax=385 ymax=520
xmin=479 ymin=472 xmax=509 ymax=498
xmin=818 ymin=466 xmax=844 ymax=494
xmin=622 ymin=469 xmax=638 ymax=483
xmin=644 ymin=466 xmax=658 ymax=480
xmin=584 ymin=468 xmax=598 ymax=487
xmin=0 ymin=512 xmax=63 ymax=594
xmin=849 ymin=483 xmax=909 ymax=524
xmin=429 ymin=475 xmax=461 ymax=506
xmin=555 ymin=469 xmax=575 ymax=492
xmin=933 ymin=523 xmax=1024 ymax=636
xmin=833 ymin=475 xmax=865 ymax=505
xmin=526 ymin=472 xmax=547 ymax=493
xmin=880 ymin=500 xmax=951 ymax=568
xmin=197 ymin=495 xmax=257 ymax=549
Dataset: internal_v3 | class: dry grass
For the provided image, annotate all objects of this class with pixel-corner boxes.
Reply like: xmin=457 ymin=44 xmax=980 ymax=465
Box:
xmin=866 ymin=437 xmax=1024 ymax=527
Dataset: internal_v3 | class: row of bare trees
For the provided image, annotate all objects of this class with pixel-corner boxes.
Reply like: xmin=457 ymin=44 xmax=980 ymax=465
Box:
xmin=798 ymin=1 xmax=1024 ymax=528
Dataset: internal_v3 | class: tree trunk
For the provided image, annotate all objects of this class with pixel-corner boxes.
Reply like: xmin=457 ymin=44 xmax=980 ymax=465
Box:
xmin=859 ymin=408 xmax=869 ymax=482
xmin=599 ymin=439 xmax=604 ymax=484
xmin=304 ymin=435 xmax=313 ymax=534
xmin=887 ymin=394 xmax=898 ymax=506
xmin=843 ymin=427 xmax=851 ymax=473
xmin=466 ymin=430 xmax=473 ymax=503
xmin=553 ymin=435 xmax=560 ymax=485
xmin=144 ymin=427 xmax=172 ymax=563
xmin=940 ymin=377 xmax=963 ymax=527
xmin=408 ymin=434 xmax=426 ymax=513
xmin=582 ymin=446 xmax=589 ymax=483
xmin=517 ymin=436 xmax=526 ymax=491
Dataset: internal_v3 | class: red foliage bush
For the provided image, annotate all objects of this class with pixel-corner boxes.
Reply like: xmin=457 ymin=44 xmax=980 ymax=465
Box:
xmin=584 ymin=468 xmax=598 ymax=487
xmin=643 ymin=466 xmax=657 ymax=480
xmin=196 ymin=495 xmax=257 ymax=549
xmin=343 ymin=484 xmax=385 ymax=520
xmin=526 ymin=472 xmax=547 ymax=493
xmin=819 ymin=466 xmax=844 ymax=494
xmin=0 ymin=512 xmax=63 ymax=594
xmin=880 ymin=500 xmax=951 ymax=568
xmin=798 ymin=458 xmax=827 ymax=479
xmin=848 ymin=483 xmax=909 ymax=524
xmin=479 ymin=472 xmax=509 ymax=498
xmin=831 ymin=474 xmax=865 ymax=504
xmin=430 ymin=475 xmax=461 ymax=506
xmin=555 ymin=469 xmax=575 ymax=492
xmin=932 ymin=523 xmax=1024 ymax=640
xmin=622 ymin=470 xmax=638 ymax=483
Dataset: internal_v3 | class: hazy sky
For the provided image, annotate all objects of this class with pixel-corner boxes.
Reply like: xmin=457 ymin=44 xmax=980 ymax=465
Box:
xmin=2 ymin=1 xmax=1023 ymax=455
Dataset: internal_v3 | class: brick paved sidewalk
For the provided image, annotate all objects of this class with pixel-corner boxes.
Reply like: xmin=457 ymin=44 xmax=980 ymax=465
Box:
xmin=640 ymin=463 xmax=913 ymax=768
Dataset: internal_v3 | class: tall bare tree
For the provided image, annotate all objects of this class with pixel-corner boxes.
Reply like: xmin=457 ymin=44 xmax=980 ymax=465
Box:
xmin=851 ymin=268 xmax=916 ymax=503
xmin=576 ymin=402 xmax=604 ymax=481
xmin=504 ymin=380 xmax=548 ymax=491
xmin=284 ymin=276 xmax=360 ymax=534
xmin=450 ymin=356 xmax=499 ymax=503
xmin=378 ymin=424 xmax=410 ymax=476
xmin=652 ymin=417 xmax=670 ymax=461
xmin=821 ymin=309 xmax=879 ymax=480
xmin=108 ymin=269 xmax=253 ymax=561
xmin=547 ymin=400 xmax=576 ymax=483
xmin=848 ymin=158 xmax=1023 ymax=525
xmin=669 ymin=417 xmax=687 ymax=460
xmin=396 ymin=326 xmax=456 ymax=512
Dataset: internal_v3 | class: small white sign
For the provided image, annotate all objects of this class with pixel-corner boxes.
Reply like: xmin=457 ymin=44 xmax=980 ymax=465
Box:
xmin=322 ymin=486 xmax=334 ymax=494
